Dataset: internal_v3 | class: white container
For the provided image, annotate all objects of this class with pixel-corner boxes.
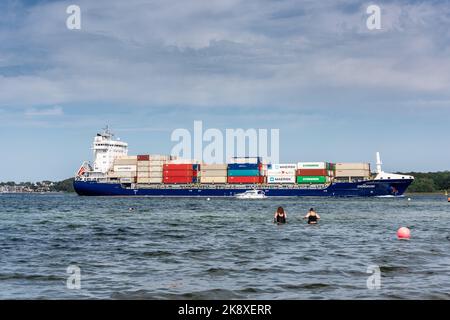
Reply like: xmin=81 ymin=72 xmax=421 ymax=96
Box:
xmin=200 ymin=170 xmax=228 ymax=177
xmin=201 ymin=164 xmax=228 ymax=170
xmin=267 ymin=176 xmax=296 ymax=184
xmin=200 ymin=176 xmax=227 ymax=184
xmin=335 ymin=169 xmax=370 ymax=177
xmin=116 ymin=156 xmax=137 ymax=160
xmin=267 ymin=169 xmax=296 ymax=176
xmin=297 ymin=162 xmax=327 ymax=169
xmin=119 ymin=178 xmax=134 ymax=183
xmin=149 ymin=166 xmax=163 ymax=172
xmin=335 ymin=163 xmax=370 ymax=170
xmin=229 ymin=157 xmax=260 ymax=164
xmin=114 ymin=159 xmax=138 ymax=165
xmin=137 ymin=172 xmax=150 ymax=178
xmin=168 ymin=158 xmax=200 ymax=164
xmin=149 ymin=160 xmax=166 ymax=166
xmin=109 ymin=172 xmax=135 ymax=178
xmin=137 ymin=177 xmax=163 ymax=184
xmin=268 ymin=163 xmax=297 ymax=170
xmin=149 ymin=171 xmax=163 ymax=178
xmin=113 ymin=165 xmax=137 ymax=172
xmin=150 ymin=154 xmax=171 ymax=161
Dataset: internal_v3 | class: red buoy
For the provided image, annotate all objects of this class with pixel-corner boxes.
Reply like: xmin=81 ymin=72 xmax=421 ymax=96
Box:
xmin=397 ymin=227 xmax=411 ymax=240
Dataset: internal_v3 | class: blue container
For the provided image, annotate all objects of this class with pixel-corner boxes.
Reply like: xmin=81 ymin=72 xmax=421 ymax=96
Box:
xmin=227 ymin=169 xmax=260 ymax=177
xmin=227 ymin=163 xmax=259 ymax=170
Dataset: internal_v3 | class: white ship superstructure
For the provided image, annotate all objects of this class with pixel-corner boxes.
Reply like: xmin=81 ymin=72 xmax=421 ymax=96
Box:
xmin=77 ymin=127 xmax=128 ymax=180
xmin=92 ymin=127 xmax=128 ymax=174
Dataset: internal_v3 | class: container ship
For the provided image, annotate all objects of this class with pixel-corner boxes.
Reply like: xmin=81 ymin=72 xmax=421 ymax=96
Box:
xmin=73 ymin=128 xmax=414 ymax=197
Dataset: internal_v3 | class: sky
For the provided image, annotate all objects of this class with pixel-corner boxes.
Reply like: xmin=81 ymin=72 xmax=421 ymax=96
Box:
xmin=0 ymin=0 xmax=450 ymax=181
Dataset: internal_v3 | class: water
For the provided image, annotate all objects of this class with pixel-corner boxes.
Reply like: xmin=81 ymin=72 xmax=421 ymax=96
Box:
xmin=0 ymin=193 xmax=449 ymax=299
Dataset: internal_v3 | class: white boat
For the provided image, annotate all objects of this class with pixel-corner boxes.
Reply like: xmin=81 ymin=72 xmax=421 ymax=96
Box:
xmin=235 ymin=190 xmax=267 ymax=199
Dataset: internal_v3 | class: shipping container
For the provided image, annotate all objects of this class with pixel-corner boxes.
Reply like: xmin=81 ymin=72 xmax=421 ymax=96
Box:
xmin=267 ymin=163 xmax=297 ymax=170
xmin=229 ymin=157 xmax=261 ymax=164
xmin=335 ymin=169 xmax=370 ymax=177
xmin=200 ymin=170 xmax=228 ymax=177
xmin=137 ymin=155 xmax=150 ymax=161
xmin=149 ymin=165 xmax=163 ymax=172
xmin=119 ymin=177 xmax=135 ymax=183
xmin=109 ymin=172 xmax=136 ymax=178
xmin=227 ymin=163 xmax=259 ymax=170
xmin=199 ymin=176 xmax=227 ymax=184
xmin=137 ymin=172 xmax=151 ymax=178
xmin=163 ymin=176 xmax=194 ymax=184
xmin=149 ymin=171 xmax=163 ymax=178
xmin=267 ymin=176 xmax=296 ymax=184
xmin=163 ymin=164 xmax=193 ymax=171
xmin=335 ymin=163 xmax=370 ymax=170
xmin=168 ymin=158 xmax=200 ymax=164
xmin=267 ymin=169 xmax=296 ymax=176
xmin=116 ymin=155 xmax=137 ymax=160
xmin=137 ymin=161 xmax=151 ymax=166
xmin=163 ymin=170 xmax=193 ymax=177
xmin=227 ymin=169 xmax=260 ymax=177
xmin=201 ymin=164 xmax=228 ymax=170
xmin=113 ymin=159 xmax=138 ymax=165
xmin=148 ymin=160 xmax=166 ymax=166
xmin=137 ymin=177 xmax=163 ymax=184
xmin=227 ymin=176 xmax=264 ymax=184
xmin=296 ymin=169 xmax=329 ymax=176
xmin=137 ymin=167 xmax=150 ymax=173
xmin=150 ymin=155 xmax=171 ymax=161
xmin=113 ymin=165 xmax=137 ymax=172
xmin=296 ymin=176 xmax=328 ymax=184
xmin=297 ymin=162 xmax=328 ymax=169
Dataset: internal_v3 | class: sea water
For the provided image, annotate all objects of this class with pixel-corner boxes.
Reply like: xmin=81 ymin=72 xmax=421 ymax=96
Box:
xmin=0 ymin=193 xmax=449 ymax=299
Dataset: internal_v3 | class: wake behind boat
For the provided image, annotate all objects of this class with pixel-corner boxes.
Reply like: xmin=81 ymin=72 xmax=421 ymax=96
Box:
xmin=235 ymin=190 xmax=267 ymax=199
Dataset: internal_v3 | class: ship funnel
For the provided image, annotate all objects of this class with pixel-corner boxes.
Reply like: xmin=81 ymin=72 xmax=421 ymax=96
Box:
xmin=376 ymin=152 xmax=383 ymax=174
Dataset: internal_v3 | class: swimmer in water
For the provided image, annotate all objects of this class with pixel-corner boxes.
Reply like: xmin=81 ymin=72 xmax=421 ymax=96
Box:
xmin=128 ymin=207 xmax=135 ymax=212
xmin=274 ymin=207 xmax=287 ymax=224
xmin=304 ymin=208 xmax=320 ymax=224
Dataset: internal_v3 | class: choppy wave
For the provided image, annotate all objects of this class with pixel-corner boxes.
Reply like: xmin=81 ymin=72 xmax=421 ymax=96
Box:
xmin=0 ymin=193 xmax=450 ymax=299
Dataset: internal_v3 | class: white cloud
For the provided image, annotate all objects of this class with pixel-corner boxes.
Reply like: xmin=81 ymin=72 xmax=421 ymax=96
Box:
xmin=0 ymin=0 xmax=449 ymax=110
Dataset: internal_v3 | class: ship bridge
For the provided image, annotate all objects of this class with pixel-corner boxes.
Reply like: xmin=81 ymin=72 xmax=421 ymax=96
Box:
xmin=92 ymin=127 xmax=128 ymax=174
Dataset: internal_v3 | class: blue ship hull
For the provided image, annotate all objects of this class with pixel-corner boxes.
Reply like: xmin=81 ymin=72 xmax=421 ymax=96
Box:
xmin=74 ymin=178 xmax=413 ymax=197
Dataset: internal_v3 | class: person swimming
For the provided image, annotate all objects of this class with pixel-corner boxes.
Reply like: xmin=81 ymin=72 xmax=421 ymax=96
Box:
xmin=304 ymin=208 xmax=320 ymax=224
xmin=274 ymin=207 xmax=287 ymax=224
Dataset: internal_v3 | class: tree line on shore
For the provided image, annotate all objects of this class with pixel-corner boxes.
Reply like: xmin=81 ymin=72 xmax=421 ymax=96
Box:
xmin=399 ymin=171 xmax=450 ymax=193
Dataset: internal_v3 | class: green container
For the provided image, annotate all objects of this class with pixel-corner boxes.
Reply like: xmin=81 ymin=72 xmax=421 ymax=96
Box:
xmin=297 ymin=176 xmax=327 ymax=184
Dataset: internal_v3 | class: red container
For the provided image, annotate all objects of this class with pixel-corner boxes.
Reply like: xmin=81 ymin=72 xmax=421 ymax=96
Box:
xmin=137 ymin=155 xmax=150 ymax=161
xmin=296 ymin=169 xmax=328 ymax=176
xmin=227 ymin=176 xmax=263 ymax=184
xmin=163 ymin=176 xmax=193 ymax=184
xmin=163 ymin=170 xmax=194 ymax=177
xmin=163 ymin=164 xmax=192 ymax=170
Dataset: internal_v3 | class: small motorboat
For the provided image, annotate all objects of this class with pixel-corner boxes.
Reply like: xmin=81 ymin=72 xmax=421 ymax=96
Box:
xmin=235 ymin=190 xmax=267 ymax=199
